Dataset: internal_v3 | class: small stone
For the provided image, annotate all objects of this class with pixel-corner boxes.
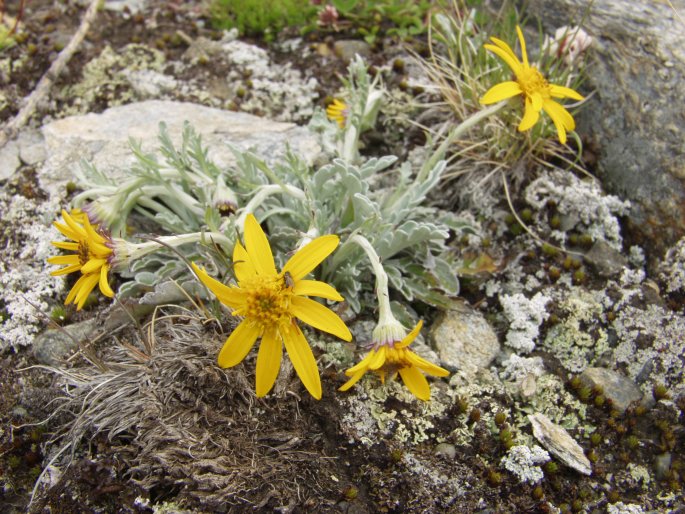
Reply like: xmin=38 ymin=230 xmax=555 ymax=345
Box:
xmin=429 ymin=304 xmax=500 ymax=375
xmin=584 ymin=240 xmax=628 ymax=277
xmin=528 ymin=413 xmax=592 ymax=476
xmin=579 ymin=367 xmax=645 ymax=413
xmin=33 ymin=319 xmax=97 ymax=366
xmin=333 ymin=40 xmax=371 ymax=63
xmin=653 ymin=452 xmax=671 ymax=481
xmin=434 ymin=443 xmax=456 ymax=459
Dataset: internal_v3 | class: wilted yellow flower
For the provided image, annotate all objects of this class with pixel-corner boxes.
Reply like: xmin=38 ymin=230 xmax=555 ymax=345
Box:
xmin=326 ymin=98 xmax=348 ymax=128
xmin=48 ymin=209 xmax=114 ymax=310
xmin=192 ymin=214 xmax=351 ymax=399
xmin=480 ymin=26 xmax=584 ymax=144
xmin=339 ymin=320 xmax=449 ymax=401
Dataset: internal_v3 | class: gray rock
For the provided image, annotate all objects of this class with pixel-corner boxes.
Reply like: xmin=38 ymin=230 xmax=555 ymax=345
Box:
xmin=334 ymin=40 xmax=372 ymax=63
xmin=429 ymin=304 xmax=500 ymax=374
xmin=528 ymin=413 xmax=592 ymax=476
xmin=579 ymin=367 xmax=645 ymax=412
xmin=39 ymin=100 xmax=320 ymax=198
xmin=33 ymin=319 xmax=97 ymax=366
xmin=434 ymin=442 xmax=456 ymax=459
xmin=530 ymin=0 xmax=685 ymax=257
xmin=0 ymin=139 xmax=20 ymax=181
xmin=584 ymin=239 xmax=628 ymax=277
xmin=17 ymin=129 xmax=47 ymax=165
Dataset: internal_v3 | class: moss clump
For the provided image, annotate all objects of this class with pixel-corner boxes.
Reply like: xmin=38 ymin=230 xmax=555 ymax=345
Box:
xmin=210 ymin=0 xmax=315 ymax=40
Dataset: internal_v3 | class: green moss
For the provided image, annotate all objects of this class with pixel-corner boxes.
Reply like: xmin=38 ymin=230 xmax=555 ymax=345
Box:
xmin=210 ymin=0 xmax=315 ymax=39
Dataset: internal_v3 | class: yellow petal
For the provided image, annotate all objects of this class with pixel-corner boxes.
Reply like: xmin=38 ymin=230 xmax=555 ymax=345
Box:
xmin=99 ymin=264 xmax=114 ymax=298
xmin=488 ymin=36 xmax=519 ymax=63
xmin=530 ymin=91 xmax=543 ymax=112
xmin=61 ymin=210 xmax=87 ymax=239
xmin=367 ymin=346 xmax=387 ymax=370
xmin=47 ymin=255 xmax=81 ymax=266
xmin=344 ymin=351 xmax=375 ymax=376
xmin=399 ymin=366 xmax=431 ymax=401
xmin=80 ymin=258 xmax=107 ymax=275
xmin=282 ymin=322 xmax=322 ymax=399
xmin=516 ymin=26 xmax=529 ymax=68
xmin=232 ymin=241 xmax=257 ymax=282
xmin=543 ymin=99 xmax=575 ymax=130
xmin=83 ymin=218 xmax=107 ymax=245
xmin=543 ymin=100 xmax=575 ymax=144
xmin=338 ymin=369 xmax=367 ymax=391
xmin=282 ymin=235 xmax=339 ymax=281
xmin=191 ymin=263 xmax=245 ymax=309
xmin=484 ymin=43 xmax=523 ymax=74
xmin=255 ymin=326 xmax=282 ymax=397
xmin=74 ymin=273 xmax=100 ymax=310
xmin=290 ymin=296 xmax=352 ymax=341
xmin=550 ymin=84 xmax=584 ymax=101
xmin=518 ymin=98 xmax=540 ymax=132
xmin=480 ymin=81 xmax=523 ymax=105
xmin=243 ymin=214 xmax=277 ymax=277
xmin=51 ymin=241 xmax=79 ymax=251
xmin=292 ymin=279 xmax=344 ymax=302
xmin=217 ymin=320 xmax=262 ymax=368
xmin=395 ymin=320 xmax=423 ymax=349
xmin=50 ymin=264 xmax=81 ymax=276
xmin=405 ymin=351 xmax=450 ymax=377
xmin=53 ymin=221 xmax=80 ymax=241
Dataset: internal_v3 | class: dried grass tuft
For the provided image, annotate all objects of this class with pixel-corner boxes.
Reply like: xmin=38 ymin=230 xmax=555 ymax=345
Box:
xmin=39 ymin=306 xmax=341 ymax=510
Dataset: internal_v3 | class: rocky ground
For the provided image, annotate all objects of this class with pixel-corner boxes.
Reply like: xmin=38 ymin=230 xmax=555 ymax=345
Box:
xmin=1 ymin=1 xmax=684 ymax=513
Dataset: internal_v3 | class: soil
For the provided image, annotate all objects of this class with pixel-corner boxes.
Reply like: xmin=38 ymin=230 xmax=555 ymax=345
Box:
xmin=1 ymin=1 xmax=684 ymax=513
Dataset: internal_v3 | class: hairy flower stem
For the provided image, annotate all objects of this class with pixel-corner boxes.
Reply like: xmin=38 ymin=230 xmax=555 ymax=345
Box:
xmin=114 ymin=232 xmax=232 ymax=270
xmin=419 ymin=101 xmax=507 ymax=180
xmin=347 ymin=234 xmax=394 ymax=326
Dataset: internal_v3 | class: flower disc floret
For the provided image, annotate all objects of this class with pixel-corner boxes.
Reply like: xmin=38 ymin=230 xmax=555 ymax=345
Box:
xmin=480 ymin=25 xmax=584 ymax=144
xmin=192 ymin=214 xmax=351 ymax=399
xmin=48 ymin=209 xmax=115 ymax=310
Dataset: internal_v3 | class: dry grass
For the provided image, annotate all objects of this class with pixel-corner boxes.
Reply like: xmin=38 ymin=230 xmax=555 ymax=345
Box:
xmin=33 ymin=305 xmax=343 ymax=510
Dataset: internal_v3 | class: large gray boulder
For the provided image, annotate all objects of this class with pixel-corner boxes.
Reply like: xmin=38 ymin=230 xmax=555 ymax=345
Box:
xmin=38 ymin=100 xmax=320 ymax=198
xmin=530 ymin=0 xmax=685 ymax=259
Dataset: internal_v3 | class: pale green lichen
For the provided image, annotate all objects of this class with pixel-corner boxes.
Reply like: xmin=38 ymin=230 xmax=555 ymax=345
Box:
xmin=508 ymin=374 xmax=588 ymax=434
xmin=339 ymin=377 xmax=449 ymax=446
xmin=542 ymin=287 xmax=610 ymax=373
xmin=61 ymin=44 xmax=167 ymax=114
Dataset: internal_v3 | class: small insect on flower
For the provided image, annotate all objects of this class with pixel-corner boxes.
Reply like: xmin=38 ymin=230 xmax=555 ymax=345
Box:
xmin=339 ymin=320 xmax=449 ymax=401
xmin=48 ymin=209 xmax=115 ymax=310
xmin=326 ymin=99 xmax=349 ymax=128
xmin=480 ymin=25 xmax=584 ymax=144
xmin=192 ymin=214 xmax=352 ymax=399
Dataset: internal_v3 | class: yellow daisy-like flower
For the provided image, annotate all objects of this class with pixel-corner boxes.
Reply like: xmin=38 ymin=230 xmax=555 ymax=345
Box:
xmin=339 ymin=320 xmax=449 ymax=401
xmin=192 ymin=214 xmax=352 ymax=399
xmin=326 ymin=98 xmax=348 ymax=128
xmin=48 ymin=209 xmax=115 ymax=310
xmin=480 ymin=26 xmax=584 ymax=144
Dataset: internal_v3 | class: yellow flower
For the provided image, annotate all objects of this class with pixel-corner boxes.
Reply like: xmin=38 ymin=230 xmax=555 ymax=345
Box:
xmin=339 ymin=320 xmax=449 ymax=401
xmin=326 ymin=99 xmax=348 ymax=128
xmin=192 ymin=214 xmax=352 ymax=399
xmin=480 ymin=26 xmax=584 ymax=144
xmin=48 ymin=209 xmax=114 ymax=310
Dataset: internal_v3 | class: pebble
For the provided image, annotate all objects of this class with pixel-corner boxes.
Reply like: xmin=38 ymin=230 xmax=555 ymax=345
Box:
xmin=429 ymin=304 xmax=500 ymax=375
xmin=579 ymin=367 xmax=645 ymax=413
xmin=528 ymin=413 xmax=592 ymax=476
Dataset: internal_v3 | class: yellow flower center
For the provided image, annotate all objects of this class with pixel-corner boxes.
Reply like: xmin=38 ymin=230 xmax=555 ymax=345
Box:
xmin=78 ymin=241 xmax=90 ymax=265
xmin=517 ymin=67 xmax=551 ymax=98
xmin=239 ymin=276 xmax=292 ymax=325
